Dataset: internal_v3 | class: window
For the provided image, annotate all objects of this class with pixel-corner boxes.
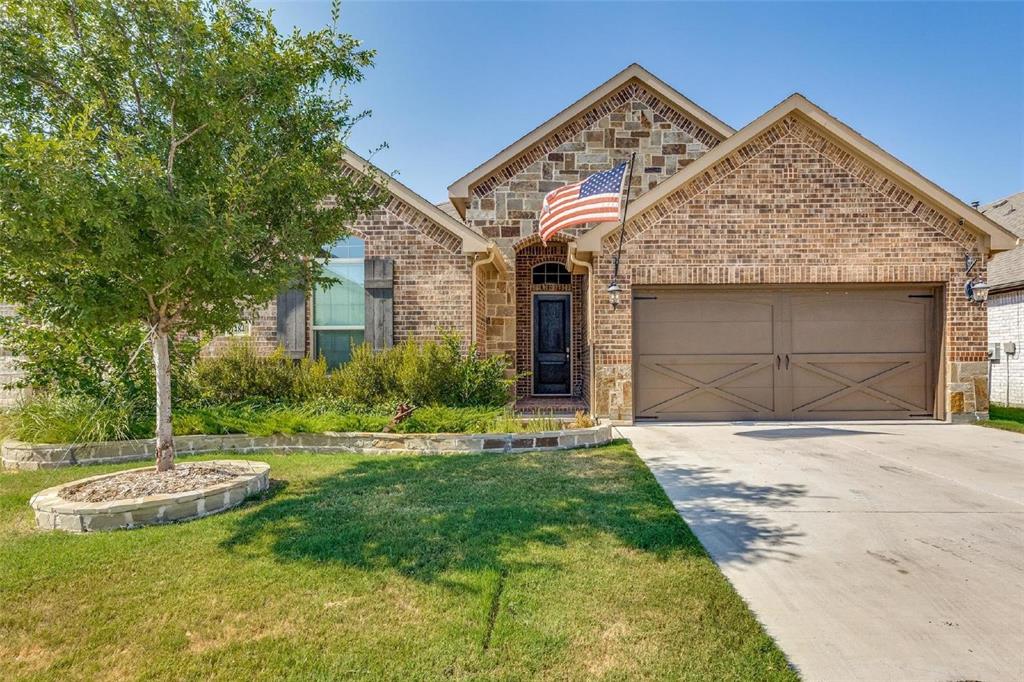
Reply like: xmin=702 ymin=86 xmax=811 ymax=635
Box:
xmin=313 ymin=236 xmax=365 ymax=368
xmin=532 ymin=262 xmax=571 ymax=285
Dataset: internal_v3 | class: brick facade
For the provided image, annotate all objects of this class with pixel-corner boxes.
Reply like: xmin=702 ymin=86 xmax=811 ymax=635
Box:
xmin=6 ymin=69 xmax=997 ymax=424
xmin=591 ymin=115 xmax=990 ymax=421
xmin=0 ymin=303 xmax=24 ymax=408
xmin=988 ymin=289 xmax=1024 ymax=407
xmin=205 ymin=193 xmax=478 ymax=358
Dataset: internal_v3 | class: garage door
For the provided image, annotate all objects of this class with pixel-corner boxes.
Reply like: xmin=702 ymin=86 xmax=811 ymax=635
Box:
xmin=633 ymin=288 xmax=937 ymax=421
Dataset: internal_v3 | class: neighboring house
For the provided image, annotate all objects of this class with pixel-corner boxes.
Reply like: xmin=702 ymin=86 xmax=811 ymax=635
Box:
xmin=981 ymin=192 xmax=1024 ymax=407
xmin=0 ymin=304 xmax=22 ymax=408
xmin=3 ymin=64 xmax=1018 ymax=423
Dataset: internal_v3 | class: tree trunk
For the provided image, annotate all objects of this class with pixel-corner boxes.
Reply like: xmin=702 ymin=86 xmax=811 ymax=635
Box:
xmin=152 ymin=328 xmax=175 ymax=471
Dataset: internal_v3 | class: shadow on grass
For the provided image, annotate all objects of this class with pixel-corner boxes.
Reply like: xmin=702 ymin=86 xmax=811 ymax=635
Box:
xmin=221 ymin=443 xmax=708 ymax=582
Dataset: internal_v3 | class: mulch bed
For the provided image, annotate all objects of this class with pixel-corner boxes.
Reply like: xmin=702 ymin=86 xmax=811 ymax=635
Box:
xmin=59 ymin=463 xmax=245 ymax=503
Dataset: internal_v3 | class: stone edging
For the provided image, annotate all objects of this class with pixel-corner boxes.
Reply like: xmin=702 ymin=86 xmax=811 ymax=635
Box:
xmin=30 ymin=460 xmax=270 ymax=533
xmin=2 ymin=424 xmax=613 ymax=470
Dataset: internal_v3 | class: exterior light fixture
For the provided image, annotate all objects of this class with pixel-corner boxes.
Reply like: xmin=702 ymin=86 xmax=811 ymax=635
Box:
xmin=963 ymin=252 xmax=989 ymax=304
xmin=965 ymin=279 xmax=989 ymax=304
xmin=607 ymin=280 xmax=623 ymax=309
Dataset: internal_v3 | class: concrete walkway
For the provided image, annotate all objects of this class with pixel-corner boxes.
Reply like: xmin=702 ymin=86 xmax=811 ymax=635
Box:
xmin=620 ymin=422 xmax=1024 ymax=682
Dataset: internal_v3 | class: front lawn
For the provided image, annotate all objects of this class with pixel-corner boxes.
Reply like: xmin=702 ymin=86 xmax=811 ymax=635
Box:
xmin=0 ymin=443 xmax=795 ymax=681
xmin=979 ymin=404 xmax=1024 ymax=434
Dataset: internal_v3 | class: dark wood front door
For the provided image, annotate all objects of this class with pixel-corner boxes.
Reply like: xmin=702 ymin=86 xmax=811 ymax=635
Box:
xmin=534 ymin=294 xmax=571 ymax=395
xmin=633 ymin=287 xmax=938 ymax=421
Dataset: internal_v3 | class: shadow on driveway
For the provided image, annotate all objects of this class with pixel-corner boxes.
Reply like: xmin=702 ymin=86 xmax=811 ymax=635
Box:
xmin=639 ymin=462 xmax=811 ymax=566
xmin=734 ymin=427 xmax=890 ymax=440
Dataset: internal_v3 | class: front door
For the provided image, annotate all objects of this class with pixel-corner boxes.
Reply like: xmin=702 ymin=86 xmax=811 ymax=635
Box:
xmin=534 ymin=294 xmax=571 ymax=395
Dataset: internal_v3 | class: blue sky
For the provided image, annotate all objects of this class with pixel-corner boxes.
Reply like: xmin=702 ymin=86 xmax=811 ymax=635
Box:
xmin=259 ymin=1 xmax=1023 ymax=206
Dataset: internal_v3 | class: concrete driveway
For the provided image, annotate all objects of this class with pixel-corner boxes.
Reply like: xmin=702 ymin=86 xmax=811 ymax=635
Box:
xmin=619 ymin=422 xmax=1024 ymax=682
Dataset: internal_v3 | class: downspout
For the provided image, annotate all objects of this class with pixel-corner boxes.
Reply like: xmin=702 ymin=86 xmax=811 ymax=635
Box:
xmin=568 ymin=244 xmax=596 ymax=412
xmin=471 ymin=244 xmax=501 ymax=349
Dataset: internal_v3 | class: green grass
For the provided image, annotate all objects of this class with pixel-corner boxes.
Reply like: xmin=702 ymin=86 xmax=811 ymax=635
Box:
xmin=2 ymin=401 xmax=571 ymax=443
xmin=0 ymin=443 xmax=796 ymax=681
xmin=979 ymin=404 xmax=1024 ymax=434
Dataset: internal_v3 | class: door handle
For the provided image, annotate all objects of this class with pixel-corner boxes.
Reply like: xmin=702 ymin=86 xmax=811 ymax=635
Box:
xmin=776 ymin=354 xmax=781 ymax=370
xmin=785 ymin=354 xmax=790 ymax=370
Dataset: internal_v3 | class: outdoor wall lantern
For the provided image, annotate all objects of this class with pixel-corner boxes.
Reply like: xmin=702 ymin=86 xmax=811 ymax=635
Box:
xmin=607 ymin=280 xmax=623 ymax=309
xmin=965 ymin=279 xmax=989 ymax=304
xmin=963 ymin=253 xmax=989 ymax=304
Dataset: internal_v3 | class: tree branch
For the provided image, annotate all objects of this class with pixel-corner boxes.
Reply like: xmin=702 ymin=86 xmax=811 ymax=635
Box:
xmin=166 ymin=119 xmax=207 ymax=195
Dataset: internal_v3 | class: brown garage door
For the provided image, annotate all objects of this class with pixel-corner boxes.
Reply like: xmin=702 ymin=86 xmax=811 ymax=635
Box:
xmin=633 ymin=288 xmax=937 ymax=421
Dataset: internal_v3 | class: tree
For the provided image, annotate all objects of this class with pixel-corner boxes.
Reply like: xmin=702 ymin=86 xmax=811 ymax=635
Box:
xmin=0 ymin=0 xmax=384 ymax=470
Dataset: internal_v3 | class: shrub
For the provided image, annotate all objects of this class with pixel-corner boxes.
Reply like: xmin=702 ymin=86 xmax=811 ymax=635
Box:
xmin=335 ymin=334 xmax=515 ymax=408
xmin=332 ymin=341 xmax=401 ymax=406
xmin=189 ymin=340 xmax=298 ymax=404
xmin=0 ymin=315 xmax=199 ymax=411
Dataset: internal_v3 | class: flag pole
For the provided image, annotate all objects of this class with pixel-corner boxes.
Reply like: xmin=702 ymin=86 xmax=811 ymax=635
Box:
xmin=608 ymin=152 xmax=636 ymax=308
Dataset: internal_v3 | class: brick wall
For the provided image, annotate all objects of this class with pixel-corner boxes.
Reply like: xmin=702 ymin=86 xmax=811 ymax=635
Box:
xmin=513 ymin=238 xmax=587 ymax=399
xmin=203 ymin=192 xmax=477 ymax=358
xmin=200 ymin=302 xmax=278 ymax=357
xmin=591 ymin=114 xmax=989 ymax=421
xmin=0 ymin=303 xmax=25 ymax=408
xmin=988 ymin=289 xmax=1024 ymax=407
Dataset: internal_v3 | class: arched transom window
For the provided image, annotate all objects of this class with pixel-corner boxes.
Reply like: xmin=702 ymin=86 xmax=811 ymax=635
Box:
xmin=532 ymin=262 xmax=571 ymax=285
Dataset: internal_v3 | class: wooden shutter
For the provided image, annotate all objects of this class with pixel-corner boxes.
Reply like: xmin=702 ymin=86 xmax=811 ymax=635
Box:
xmin=364 ymin=257 xmax=394 ymax=350
xmin=276 ymin=287 xmax=307 ymax=358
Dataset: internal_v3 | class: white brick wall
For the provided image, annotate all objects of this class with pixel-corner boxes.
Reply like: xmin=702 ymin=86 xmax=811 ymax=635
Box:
xmin=988 ymin=289 xmax=1024 ymax=407
xmin=0 ymin=303 xmax=25 ymax=408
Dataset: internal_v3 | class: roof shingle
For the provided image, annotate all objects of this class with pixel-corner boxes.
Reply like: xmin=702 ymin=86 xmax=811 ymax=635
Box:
xmin=983 ymin=192 xmax=1024 ymax=290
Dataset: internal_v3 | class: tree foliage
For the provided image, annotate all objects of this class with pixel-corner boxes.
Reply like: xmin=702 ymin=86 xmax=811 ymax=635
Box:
xmin=0 ymin=0 xmax=385 ymax=467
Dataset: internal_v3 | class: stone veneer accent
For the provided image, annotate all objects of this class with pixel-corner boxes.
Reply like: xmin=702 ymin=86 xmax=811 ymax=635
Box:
xmin=2 ymin=424 xmax=613 ymax=470
xmin=465 ymin=81 xmax=722 ymax=255
xmin=30 ymin=460 xmax=270 ymax=532
xmin=469 ymin=80 xmax=724 ymax=390
xmin=591 ymin=115 xmax=991 ymax=421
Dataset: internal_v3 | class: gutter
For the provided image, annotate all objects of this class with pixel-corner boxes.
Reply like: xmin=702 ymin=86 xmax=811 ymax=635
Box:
xmin=567 ymin=243 xmax=596 ymax=411
xmin=471 ymin=244 xmax=508 ymax=348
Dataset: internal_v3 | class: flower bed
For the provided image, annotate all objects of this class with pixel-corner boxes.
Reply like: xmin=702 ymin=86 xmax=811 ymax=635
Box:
xmin=2 ymin=424 xmax=614 ymax=470
xmin=30 ymin=460 xmax=270 ymax=532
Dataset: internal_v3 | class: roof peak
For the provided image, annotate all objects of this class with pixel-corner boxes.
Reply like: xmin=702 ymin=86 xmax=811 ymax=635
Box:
xmin=446 ymin=64 xmax=734 ymax=217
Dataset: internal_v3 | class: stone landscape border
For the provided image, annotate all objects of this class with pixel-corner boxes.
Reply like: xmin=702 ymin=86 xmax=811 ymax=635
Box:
xmin=2 ymin=424 xmax=613 ymax=470
xmin=30 ymin=460 xmax=270 ymax=532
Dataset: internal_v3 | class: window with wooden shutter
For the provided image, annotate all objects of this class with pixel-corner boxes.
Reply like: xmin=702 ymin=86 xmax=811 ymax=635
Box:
xmin=312 ymin=237 xmax=366 ymax=368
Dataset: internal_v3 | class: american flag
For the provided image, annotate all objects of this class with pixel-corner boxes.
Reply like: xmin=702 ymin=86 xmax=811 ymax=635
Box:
xmin=539 ymin=162 xmax=628 ymax=243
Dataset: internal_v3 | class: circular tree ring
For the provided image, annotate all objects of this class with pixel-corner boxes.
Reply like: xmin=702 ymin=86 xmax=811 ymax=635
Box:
xmin=30 ymin=460 xmax=270 ymax=532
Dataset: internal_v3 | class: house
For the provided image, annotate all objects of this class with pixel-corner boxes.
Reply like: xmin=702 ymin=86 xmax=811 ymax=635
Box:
xmin=981 ymin=192 xmax=1024 ymax=407
xmin=5 ymin=64 xmax=1018 ymax=422
xmin=0 ymin=304 xmax=19 ymax=408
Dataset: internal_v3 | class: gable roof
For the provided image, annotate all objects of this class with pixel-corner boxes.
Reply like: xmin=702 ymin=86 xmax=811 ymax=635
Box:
xmin=981 ymin=192 xmax=1024 ymax=240
xmin=983 ymin=192 xmax=1024 ymax=290
xmin=446 ymin=64 xmax=734 ymax=218
xmin=342 ymin=150 xmax=491 ymax=254
xmin=577 ymin=94 xmax=1020 ymax=253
